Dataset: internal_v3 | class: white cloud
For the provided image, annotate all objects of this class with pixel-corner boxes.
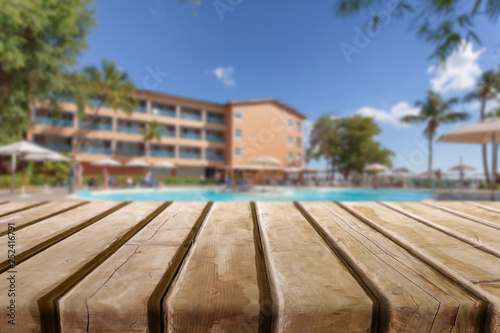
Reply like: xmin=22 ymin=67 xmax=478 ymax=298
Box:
xmin=356 ymin=101 xmax=420 ymax=127
xmin=428 ymin=40 xmax=485 ymax=93
xmin=206 ymin=66 xmax=236 ymax=87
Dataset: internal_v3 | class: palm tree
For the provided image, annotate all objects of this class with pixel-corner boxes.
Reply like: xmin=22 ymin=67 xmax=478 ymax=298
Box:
xmin=142 ymin=120 xmax=163 ymax=161
xmin=402 ymin=91 xmax=469 ymax=182
xmin=463 ymin=70 xmax=500 ymax=184
xmin=74 ymin=60 xmax=137 ymax=155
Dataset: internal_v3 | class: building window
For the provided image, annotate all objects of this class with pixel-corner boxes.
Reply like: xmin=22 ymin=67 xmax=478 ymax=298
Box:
xmin=296 ymin=122 xmax=301 ymax=132
xmin=287 ymin=136 xmax=293 ymax=146
xmin=287 ymin=119 xmax=293 ymax=129
xmin=296 ymin=137 xmax=301 ymax=148
xmin=234 ymin=110 xmax=243 ymax=119
xmin=288 ymin=152 xmax=293 ymax=162
xmin=297 ymin=153 xmax=302 ymax=164
xmin=234 ymin=129 xmax=242 ymax=138
xmin=234 ymin=147 xmax=242 ymax=158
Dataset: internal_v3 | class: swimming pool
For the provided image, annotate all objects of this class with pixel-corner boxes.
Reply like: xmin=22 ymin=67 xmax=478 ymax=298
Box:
xmin=77 ymin=187 xmax=433 ymax=202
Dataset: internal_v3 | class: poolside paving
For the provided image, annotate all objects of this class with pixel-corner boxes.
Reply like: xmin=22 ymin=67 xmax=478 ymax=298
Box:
xmin=0 ymin=201 xmax=499 ymax=332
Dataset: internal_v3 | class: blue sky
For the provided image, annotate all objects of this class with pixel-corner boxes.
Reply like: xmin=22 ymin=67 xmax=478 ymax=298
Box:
xmin=79 ymin=0 xmax=500 ymax=176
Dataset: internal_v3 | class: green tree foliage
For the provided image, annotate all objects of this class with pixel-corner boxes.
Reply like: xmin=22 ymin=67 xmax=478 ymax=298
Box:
xmin=309 ymin=114 xmax=394 ymax=179
xmin=75 ymin=60 xmax=137 ymax=155
xmin=0 ymin=0 xmax=95 ymax=144
xmin=335 ymin=115 xmax=394 ymax=179
xmin=402 ymin=91 xmax=469 ymax=179
xmin=142 ymin=120 xmax=163 ymax=159
xmin=335 ymin=0 xmax=500 ymax=61
xmin=463 ymin=69 xmax=500 ymax=183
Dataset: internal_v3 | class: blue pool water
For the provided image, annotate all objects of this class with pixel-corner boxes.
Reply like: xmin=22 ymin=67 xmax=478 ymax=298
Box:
xmin=77 ymin=187 xmax=433 ymax=202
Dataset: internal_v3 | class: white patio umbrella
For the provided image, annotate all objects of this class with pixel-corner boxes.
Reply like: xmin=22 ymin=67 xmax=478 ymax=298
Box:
xmin=0 ymin=140 xmax=62 ymax=193
xmin=125 ymin=159 xmax=150 ymax=168
xmin=284 ymin=167 xmax=303 ymax=173
xmin=91 ymin=157 xmax=121 ymax=167
xmin=392 ymin=167 xmax=412 ymax=175
xmin=249 ymin=155 xmax=282 ymax=185
xmin=439 ymin=117 xmax=500 ymax=201
xmin=153 ymin=161 xmax=175 ymax=169
xmin=364 ymin=163 xmax=388 ymax=172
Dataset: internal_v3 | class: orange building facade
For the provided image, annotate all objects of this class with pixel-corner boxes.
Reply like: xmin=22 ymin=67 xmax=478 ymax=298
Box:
xmin=28 ymin=90 xmax=306 ymax=181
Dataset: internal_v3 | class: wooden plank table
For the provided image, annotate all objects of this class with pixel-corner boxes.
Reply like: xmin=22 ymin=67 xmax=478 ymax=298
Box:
xmin=0 ymin=201 xmax=498 ymax=332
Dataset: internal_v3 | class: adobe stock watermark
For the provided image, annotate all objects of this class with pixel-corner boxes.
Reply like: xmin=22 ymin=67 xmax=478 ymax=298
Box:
xmin=339 ymin=0 xmax=403 ymax=64
xmin=142 ymin=65 xmax=169 ymax=90
xmin=213 ymin=0 xmax=243 ymax=21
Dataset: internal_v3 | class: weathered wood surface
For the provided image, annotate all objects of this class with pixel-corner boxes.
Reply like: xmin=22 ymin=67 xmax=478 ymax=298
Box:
xmin=0 ymin=201 xmax=45 ymax=217
xmin=165 ymin=202 xmax=262 ymax=332
xmin=0 ymin=201 xmax=85 ymax=235
xmin=0 ymin=201 xmax=499 ymax=332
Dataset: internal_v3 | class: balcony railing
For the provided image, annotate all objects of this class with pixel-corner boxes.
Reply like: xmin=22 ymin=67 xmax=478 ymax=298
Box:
xmin=151 ymin=108 xmax=176 ymax=118
xmin=150 ymin=150 xmax=175 ymax=158
xmin=180 ymin=132 xmax=202 ymax=140
xmin=206 ymin=116 xmax=225 ymax=125
xmin=117 ymin=125 xmax=143 ymax=135
xmin=180 ymin=112 xmax=202 ymax=121
xmin=159 ymin=130 xmax=176 ymax=138
xmin=206 ymin=153 xmax=224 ymax=161
xmin=205 ymin=134 xmax=225 ymax=143
xmin=33 ymin=116 xmax=74 ymax=128
xmin=135 ymin=105 xmax=147 ymax=113
xmin=116 ymin=148 xmax=145 ymax=156
xmin=35 ymin=143 xmax=72 ymax=153
xmin=179 ymin=151 xmax=201 ymax=159
xmin=80 ymin=146 xmax=112 ymax=155
xmin=78 ymin=121 xmax=113 ymax=131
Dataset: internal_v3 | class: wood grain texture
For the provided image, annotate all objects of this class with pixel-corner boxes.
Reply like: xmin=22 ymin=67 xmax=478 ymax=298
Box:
xmin=385 ymin=202 xmax=500 ymax=258
xmin=0 ymin=201 xmax=85 ymax=235
xmin=426 ymin=201 xmax=500 ymax=230
xmin=58 ymin=202 xmax=207 ymax=332
xmin=467 ymin=201 xmax=500 ymax=213
xmin=341 ymin=202 xmax=500 ymax=332
xmin=165 ymin=202 xmax=261 ymax=333
xmin=256 ymin=202 xmax=373 ymax=332
xmin=0 ymin=201 xmax=45 ymax=217
xmin=0 ymin=201 xmax=122 ymax=273
xmin=299 ymin=202 xmax=481 ymax=332
xmin=0 ymin=202 xmax=163 ymax=333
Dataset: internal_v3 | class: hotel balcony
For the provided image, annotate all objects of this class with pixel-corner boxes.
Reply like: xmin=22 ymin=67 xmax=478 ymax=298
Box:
xmin=151 ymin=102 xmax=176 ymax=118
xmin=206 ymin=111 xmax=225 ymax=125
xmin=33 ymin=109 xmax=74 ymax=128
xmin=116 ymin=141 xmax=145 ymax=157
xmin=149 ymin=144 xmax=175 ymax=158
xmin=117 ymin=119 xmax=145 ymax=135
xmin=135 ymin=100 xmax=147 ymax=114
xmin=179 ymin=146 xmax=202 ymax=159
xmin=32 ymin=134 xmax=73 ymax=153
xmin=180 ymin=107 xmax=202 ymax=121
xmin=78 ymin=139 xmax=113 ymax=155
xmin=180 ymin=127 xmax=202 ymax=140
xmin=78 ymin=117 xmax=113 ymax=132
xmin=205 ymin=148 xmax=225 ymax=161
xmin=205 ymin=130 xmax=225 ymax=143
xmin=158 ymin=124 xmax=176 ymax=138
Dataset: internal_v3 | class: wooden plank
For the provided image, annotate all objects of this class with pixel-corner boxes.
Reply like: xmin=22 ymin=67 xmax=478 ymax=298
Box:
xmin=384 ymin=202 xmax=500 ymax=258
xmin=256 ymin=202 xmax=373 ymax=332
xmin=165 ymin=202 xmax=262 ymax=332
xmin=58 ymin=202 xmax=208 ymax=332
xmin=0 ymin=202 xmax=165 ymax=332
xmin=0 ymin=201 xmax=124 ymax=273
xmin=0 ymin=201 xmax=45 ymax=217
xmin=299 ymin=202 xmax=481 ymax=332
xmin=341 ymin=202 xmax=500 ymax=332
xmin=425 ymin=201 xmax=500 ymax=230
xmin=0 ymin=201 xmax=86 ymax=235
xmin=467 ymin=201 xmax=500 ymax=213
